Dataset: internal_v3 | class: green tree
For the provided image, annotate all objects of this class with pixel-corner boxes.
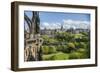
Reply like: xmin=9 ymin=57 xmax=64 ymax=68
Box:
xmin=79 ymin=42 xmax=86 ymax=48
xmin=49 ymin=46 xmax=57 ymax=54
xmin=67 ymin=42 xmax=76 ymax=53
xmin=41 ymin=46 xmax=49 ymax=54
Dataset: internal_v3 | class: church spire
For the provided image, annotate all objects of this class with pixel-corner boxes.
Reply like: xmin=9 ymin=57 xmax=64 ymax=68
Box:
xmin=61 ymin=23 xmax=63 ymax=30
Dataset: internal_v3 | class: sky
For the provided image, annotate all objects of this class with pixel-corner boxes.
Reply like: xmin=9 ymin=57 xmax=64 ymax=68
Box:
xmin=24 ymin=11 xmax=90 ymax=30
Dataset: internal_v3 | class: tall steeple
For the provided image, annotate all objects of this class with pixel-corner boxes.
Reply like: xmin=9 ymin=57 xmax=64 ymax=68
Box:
xmin=61 ymin=23 xmax=63 ymax=30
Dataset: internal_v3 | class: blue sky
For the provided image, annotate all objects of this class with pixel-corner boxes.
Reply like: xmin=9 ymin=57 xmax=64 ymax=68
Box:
xmin=39 ymin=11 xmax=90 ymax=23
xmin=24 ymin=11 xmax=90 ymax=30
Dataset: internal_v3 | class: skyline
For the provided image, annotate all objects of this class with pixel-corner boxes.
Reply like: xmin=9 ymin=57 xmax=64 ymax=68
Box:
xmin=24 ymin=11 xmax=90 ymax=30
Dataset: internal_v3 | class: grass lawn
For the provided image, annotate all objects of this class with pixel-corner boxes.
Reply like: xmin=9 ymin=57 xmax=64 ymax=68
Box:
xmin=42 ymin=52 xmax=69 ymax=61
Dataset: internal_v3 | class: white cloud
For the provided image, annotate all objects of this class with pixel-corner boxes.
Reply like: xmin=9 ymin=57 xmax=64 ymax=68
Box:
xmin=40 ymin=22 xmax=61 ymax=29
xmin=63 ymin=19 xmax=90 ymax=29
xmin=40 ymin=19 xmax=90 ymax=30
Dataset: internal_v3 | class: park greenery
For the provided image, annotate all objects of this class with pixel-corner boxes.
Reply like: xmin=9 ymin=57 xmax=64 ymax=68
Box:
xmin=41 ymin=31 xmax=90 ymax=61
xmin=24 ymin=11 xmax=90 ymax=61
